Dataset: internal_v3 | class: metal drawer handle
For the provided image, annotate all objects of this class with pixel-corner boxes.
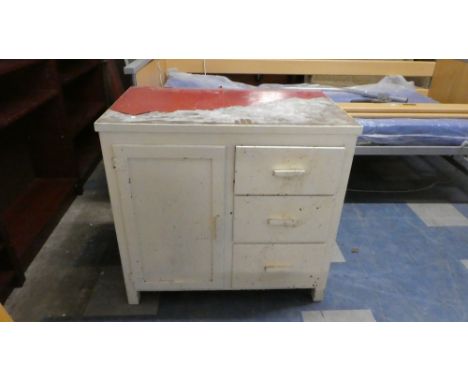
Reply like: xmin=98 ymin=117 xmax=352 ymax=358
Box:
xmin=264 ymin=264 xmax=292 ymax=272
xmin=272 ymin=169 xmax=306 ymax=178
xmin=267 ymin=218 xmax=299 ymax=227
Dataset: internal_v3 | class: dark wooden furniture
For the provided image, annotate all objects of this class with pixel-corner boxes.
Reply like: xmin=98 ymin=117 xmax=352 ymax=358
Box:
xmin=0 ymin=59 xmax=112 ymax=301
xmin=57 ymin=60 xmax=108 ymax=182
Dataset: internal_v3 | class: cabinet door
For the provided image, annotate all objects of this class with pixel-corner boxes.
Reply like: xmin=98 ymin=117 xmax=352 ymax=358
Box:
xmin=112 ymin=145 xmax=226 ymax=290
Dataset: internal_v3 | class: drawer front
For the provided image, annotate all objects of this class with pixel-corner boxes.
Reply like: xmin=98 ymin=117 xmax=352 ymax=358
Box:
xmin=234 ymin=196 xmax=334 ymax=243
xmin=232 ymin=244 xmax=327 ymax=289
xmin=234 ymin=146 xmax=345 ymax=195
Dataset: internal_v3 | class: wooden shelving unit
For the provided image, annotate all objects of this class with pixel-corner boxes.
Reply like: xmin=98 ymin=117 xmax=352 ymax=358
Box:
xmin=75 ymin=128 xmax=102 ymax=179
xmin=59 ymin=60 xmax=108 ymax=186
xmin=0 ymin=60 xmax=43 ymax=76
xmin=3 ymin=178 xmax=76 ymax=265
xmin=0 ymin=89 xmax=59 ymax=128
xmin=58 ymin=59 xmax=100 ymax=85
xmin=68 ymin=101 xmax=106 ymax=138
xmin=0 ymin=59 xmax=120 ymax=301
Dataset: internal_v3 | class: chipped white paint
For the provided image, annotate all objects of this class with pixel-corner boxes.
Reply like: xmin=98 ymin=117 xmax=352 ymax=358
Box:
xmin=330 ymin=242 xmax=346 ymax=263
xmin=407 ymin=203 xmax=468 ymax=227
xmin=95 ymin=99 xmax=361 ymax=304
xmin=302 ymin=309 xmax=375 ymax=322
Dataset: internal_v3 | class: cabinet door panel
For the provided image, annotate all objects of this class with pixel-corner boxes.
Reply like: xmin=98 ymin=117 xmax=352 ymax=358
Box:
xmin=112 ymin=145 xmax=225 ymax=289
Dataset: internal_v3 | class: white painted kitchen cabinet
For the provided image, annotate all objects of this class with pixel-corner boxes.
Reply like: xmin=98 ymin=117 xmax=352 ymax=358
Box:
xmin=95 ymin=88 xmax=362 ymax=304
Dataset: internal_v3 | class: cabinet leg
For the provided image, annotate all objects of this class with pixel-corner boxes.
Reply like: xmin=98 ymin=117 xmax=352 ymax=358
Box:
xmin=311 ymin=288 xmax=324 ymax=302
xmin=126 ymin=288 xmax=141 ymax=305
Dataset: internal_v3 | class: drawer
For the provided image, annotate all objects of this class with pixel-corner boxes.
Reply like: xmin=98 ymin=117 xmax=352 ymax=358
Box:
xmin=234 ymin=146 xmax=345 ymax=195
xmin=232 ymin=244 xmax=327 ymax=289
xmin=234 ymin=196 xmax=334 ymax=243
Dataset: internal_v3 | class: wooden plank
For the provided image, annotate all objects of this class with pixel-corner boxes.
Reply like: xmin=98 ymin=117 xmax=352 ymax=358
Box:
xmin=0 ymin=303 xmax=13 ymax=322
xmin=416 ymin=87 xmax=429 ymax=96
xmin=0 ymin=89 xmax=58 ymax=129
xmin=0 ymin=60 xmax=42 ymax=76
xmin=58 ymin=60 xmax=100 ymax=84
xmin=341 ymin=103 xmax=468 ymax=114
xmin=429 ymin=60 xmax=468 ymax=103
xmin=135 ymin=60 xmax=166 ymax=87
xmin=163 ymin=59 xmax=436 ymax=77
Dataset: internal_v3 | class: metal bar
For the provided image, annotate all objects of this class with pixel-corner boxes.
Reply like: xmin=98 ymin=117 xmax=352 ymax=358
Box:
xmin=355 ymin=145 xmax=468 ymax=156
xmin=123 ymin=59 xmax=152 ymax=75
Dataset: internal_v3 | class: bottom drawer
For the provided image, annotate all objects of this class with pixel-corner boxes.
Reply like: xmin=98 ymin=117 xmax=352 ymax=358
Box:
xmin=232 ymin=243 xmax=329 ymax=289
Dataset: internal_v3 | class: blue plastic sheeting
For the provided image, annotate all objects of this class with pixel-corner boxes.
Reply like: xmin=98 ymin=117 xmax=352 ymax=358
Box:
xmin=323 ymin=91 xmax=468 ymax=146
xmin=164 ymin=71 xmax=468 ymax=146
xmin=323 ymin=89 xmax=435 ymax=104
xmin=356 ymin=118 xmax=468 ymax=146
xmin=165 ymin=71 xmax=255 ymax=90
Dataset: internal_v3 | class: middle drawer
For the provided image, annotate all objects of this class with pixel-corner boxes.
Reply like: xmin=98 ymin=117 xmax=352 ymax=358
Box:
xmin=234 ymin=196 xmax=334 ymax=243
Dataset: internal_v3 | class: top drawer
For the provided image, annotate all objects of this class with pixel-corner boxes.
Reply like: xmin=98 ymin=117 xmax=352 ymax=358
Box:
xmin=234 ymin=146 xmax=345 ymax=195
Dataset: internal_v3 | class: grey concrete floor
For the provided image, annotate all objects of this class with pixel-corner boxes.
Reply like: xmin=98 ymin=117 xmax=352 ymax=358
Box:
xmin=5 ymin=162 xmax=159 ymax=321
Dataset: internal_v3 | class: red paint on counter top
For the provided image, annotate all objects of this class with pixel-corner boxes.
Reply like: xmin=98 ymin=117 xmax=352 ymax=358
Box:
xmin=111 ymin=87 xmax=326 ymax=115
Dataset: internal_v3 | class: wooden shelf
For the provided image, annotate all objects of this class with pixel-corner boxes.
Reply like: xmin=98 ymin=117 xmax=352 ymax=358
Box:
xmin=0 ymin=89 xmax=58 ymax=129
xmin=68 ymin=101 xmax=106 ymax=137
xmin=0 ymin=59 xmax=124 ymax=300
xmin=75 ymin=130 xmax=101 ymax=180
xmin=59 ymin=60 xmax=100 ymax=84
xmin=0 ymin=60 xmax=42 ymax=76
xmin=2 ymin=178 xmax=76 ymax=267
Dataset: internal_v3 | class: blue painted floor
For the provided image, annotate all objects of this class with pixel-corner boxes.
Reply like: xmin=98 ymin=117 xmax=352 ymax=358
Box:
xmin=315 ymin=203 xmax=468 ymax=321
